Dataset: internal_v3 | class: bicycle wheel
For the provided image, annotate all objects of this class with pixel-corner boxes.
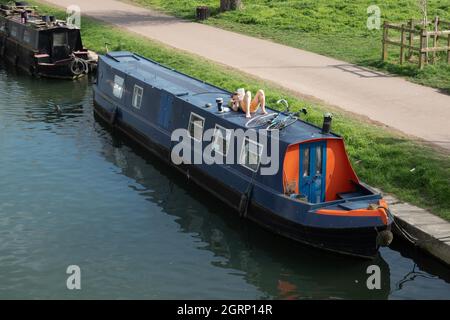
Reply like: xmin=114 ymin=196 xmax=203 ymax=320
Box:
xmin=245 ymin=113 xmax=278 ymax=128
xmin=267 ymin=116 xmax=298 ymax=131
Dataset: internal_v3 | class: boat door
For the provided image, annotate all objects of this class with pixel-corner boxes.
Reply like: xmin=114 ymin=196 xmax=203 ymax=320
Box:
xmin=299 ymin=141 xmax=326 ymax=203
xmin=52 ymin=32 xmax=69 ymax=60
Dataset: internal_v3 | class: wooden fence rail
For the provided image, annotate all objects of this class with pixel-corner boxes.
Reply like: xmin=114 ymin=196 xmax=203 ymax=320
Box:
xmin=382 ymin=17 xmax=450 ymax=69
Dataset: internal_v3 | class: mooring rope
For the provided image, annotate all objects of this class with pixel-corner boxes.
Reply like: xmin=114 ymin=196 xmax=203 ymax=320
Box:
xmin=381 ymin=206 xmax=450 ymax=245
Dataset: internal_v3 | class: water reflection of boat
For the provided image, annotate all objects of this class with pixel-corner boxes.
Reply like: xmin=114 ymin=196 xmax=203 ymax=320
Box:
xmin=97 ymin=130 xmax=391 ymax=299
xmin=0 ymin=61 xmax=89 ymax=123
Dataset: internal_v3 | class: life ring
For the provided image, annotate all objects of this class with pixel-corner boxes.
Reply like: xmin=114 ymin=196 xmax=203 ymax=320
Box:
xmin=70 ymin=57 xmax=88 ymax=76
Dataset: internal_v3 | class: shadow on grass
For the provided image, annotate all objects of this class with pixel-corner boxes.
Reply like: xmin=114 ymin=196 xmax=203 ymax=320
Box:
xmin=437 ymin=87 xmax=450 ymax=95
xmin=359 ymin=59 xmax=450 ymax=95
xmin=361 ymin=59 xmax=419 ymax=78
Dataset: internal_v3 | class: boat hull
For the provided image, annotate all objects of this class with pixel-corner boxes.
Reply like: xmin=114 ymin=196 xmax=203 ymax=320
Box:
xmin=93 ymin=100 xmax=389 ymax=259
xmin=248 ymin=202 xmax=388 ymax=258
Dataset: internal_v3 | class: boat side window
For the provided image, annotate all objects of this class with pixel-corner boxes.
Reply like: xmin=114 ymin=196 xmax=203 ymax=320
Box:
xmin=10 ymin=25 xmax=18 ymax=38
xmin=53 ymin=32 xmax=67 ymax=46
xmin=38 ymin=33 xmax=50 ymax=54
xmin=315 ymin=146 xmax=323 ymax=175
xmin=113 ymin=75 xmax=125 ymax=99
xmin=0 ymin=21 xmax=6 ymax=32
xmin=132 ymin=85 xmax=143 ymax=109
xmin=188 ymin=113 xmax=205 ymax=142
xmin=240 ymin=137 xmax=263 ymax=172
xmin=212 ymin=124 xmax=232 ymax=156
xmin=302 ymin=148 xmax=310 ymax=177
xmin=23 ymin=29 xmax=31 ymax=44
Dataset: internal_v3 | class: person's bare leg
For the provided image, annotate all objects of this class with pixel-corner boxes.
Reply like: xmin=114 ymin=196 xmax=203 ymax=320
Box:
xmin=257 ymin=89 xmax=267 ymax=114
xmin=244 ymin=91 xmax=252 ymax=118
xmin=251 ymin=89 xmax=267 ymax=114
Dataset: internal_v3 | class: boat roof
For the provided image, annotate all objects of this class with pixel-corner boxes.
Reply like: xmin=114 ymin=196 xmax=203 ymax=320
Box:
xmin=0 ymin=11 xmax=80 ymax=31
xmin=103 ymin=51 xmax=340 ymax=145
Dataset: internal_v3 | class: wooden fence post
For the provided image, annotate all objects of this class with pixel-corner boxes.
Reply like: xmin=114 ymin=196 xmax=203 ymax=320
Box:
xmin=400 ymin=24 xmax=406 ymax=64
xmin=382 ymin=22 xmax=388 ymax=61
xmin=432 ymin=16 xmax=439 ymax=63
xmin=419 ymin=29 xmax=426 ymax=69
xmin=407 ymin=19 xmax=414 ymax=60
xmin=448 ymin=34 xmax=450 ymax=64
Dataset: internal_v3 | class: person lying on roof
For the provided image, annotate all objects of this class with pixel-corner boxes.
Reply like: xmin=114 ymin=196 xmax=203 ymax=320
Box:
xmin=229 ymin=88 xmax=268 ymax=118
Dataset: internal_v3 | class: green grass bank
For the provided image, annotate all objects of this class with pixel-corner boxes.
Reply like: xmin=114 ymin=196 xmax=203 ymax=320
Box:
xmin=3 ymin=0 xmax=450 ymax=220
xmin=129 ymin=0 xmax=450 ymax=93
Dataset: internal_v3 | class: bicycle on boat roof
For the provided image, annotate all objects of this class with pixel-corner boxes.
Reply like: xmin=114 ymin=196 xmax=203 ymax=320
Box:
xmin=245 ymin=99 xmax=308 ymax=130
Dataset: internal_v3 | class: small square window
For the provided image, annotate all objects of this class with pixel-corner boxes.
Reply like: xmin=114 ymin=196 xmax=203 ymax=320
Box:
xmin=132 ymin=85 xmax=143 ymax=109
xmin=212 ymin=124 xmax=232 ymax=156
xmin=315 ymin=146 xmax=323 ymax=175
xmin=23 ymin=30 xmax=31 ymax=44
xmin=302 ymin=148 xmax=310 ymax=177
xmin=113 ymin=75 xmax=124 ymax=99
xmin=10 ymin=26 xmax=18 ymax=37
xmin=53 ymin=32 xmax=67 ymax=46
xmin=240 ymin=137 xmax=263 ymax=172
xmin=188 ymin=113 xmax=204 ymax=142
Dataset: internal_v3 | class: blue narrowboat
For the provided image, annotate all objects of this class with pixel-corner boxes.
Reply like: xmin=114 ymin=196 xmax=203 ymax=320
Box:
xmin=93 ymin=51 xmax=394 ymax=258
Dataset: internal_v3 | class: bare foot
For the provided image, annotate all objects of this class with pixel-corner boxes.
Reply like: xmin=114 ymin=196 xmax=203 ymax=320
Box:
xmin=246 ymin=114 xmax=251 ymax=118
xmin=262 ymin=110 xmax=268 ymax=115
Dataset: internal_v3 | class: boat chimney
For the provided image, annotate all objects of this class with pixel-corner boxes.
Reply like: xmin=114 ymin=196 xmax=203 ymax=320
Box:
xmin=216 ymin=97 xmax=223 ymax=112
xmin=322 ymin=113 xmax=333 ymax=134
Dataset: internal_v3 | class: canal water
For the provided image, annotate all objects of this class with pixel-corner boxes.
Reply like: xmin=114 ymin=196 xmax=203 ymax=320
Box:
xmin=0 ymin=63 xmax=450 ymax=300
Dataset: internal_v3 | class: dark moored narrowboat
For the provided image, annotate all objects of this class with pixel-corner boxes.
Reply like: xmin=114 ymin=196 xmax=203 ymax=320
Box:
xmin=0 ymin=3 xmax=95 ymax=79
xmin=93 ymin=51 xmax=394 ymax=259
